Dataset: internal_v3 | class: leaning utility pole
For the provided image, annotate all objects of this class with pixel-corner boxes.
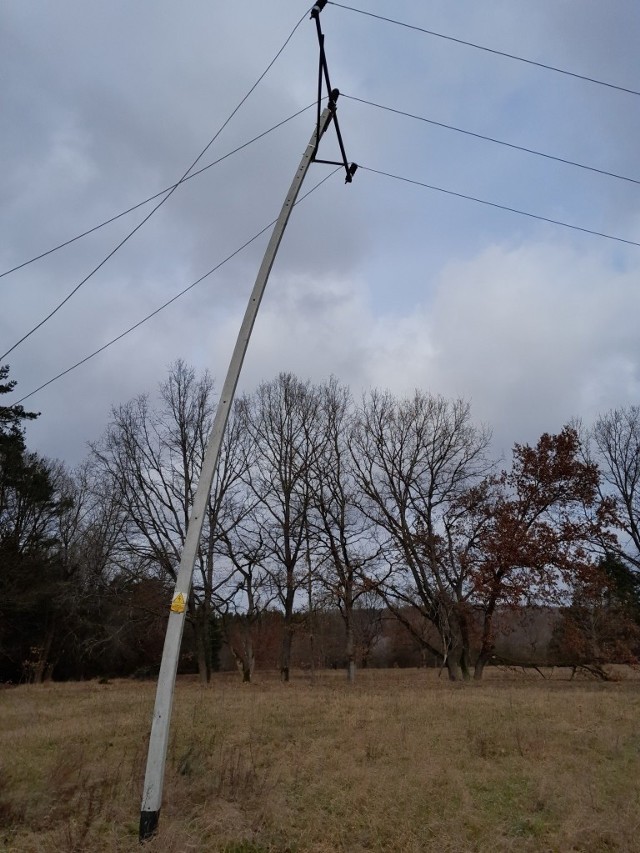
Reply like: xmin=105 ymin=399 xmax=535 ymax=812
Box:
xmin=139 ymin=4 xmax=355 ymax=841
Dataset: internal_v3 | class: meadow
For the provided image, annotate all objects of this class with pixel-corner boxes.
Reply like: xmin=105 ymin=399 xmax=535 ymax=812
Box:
xmin=1 ymin=668 xmax=639 ymax=852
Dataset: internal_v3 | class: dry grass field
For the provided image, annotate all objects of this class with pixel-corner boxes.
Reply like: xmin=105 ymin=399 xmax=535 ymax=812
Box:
xmin=1 ymin=668 xmax=640 ymax=852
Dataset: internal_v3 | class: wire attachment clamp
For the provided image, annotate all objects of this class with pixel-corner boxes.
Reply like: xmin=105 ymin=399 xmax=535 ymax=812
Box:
xmin=310 ymin=1 xmax=358 ymax=183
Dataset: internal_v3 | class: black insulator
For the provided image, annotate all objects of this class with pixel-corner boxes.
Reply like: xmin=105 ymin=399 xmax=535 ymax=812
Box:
xmin=311 ymin=0 xmax=328 ymax=17
xmin=345 ymin=163 xmax=358 ymax=184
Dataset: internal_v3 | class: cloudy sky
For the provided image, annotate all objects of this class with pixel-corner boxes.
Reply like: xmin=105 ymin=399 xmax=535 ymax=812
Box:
xmin=2 ymin=0 xmax=639 ymax=466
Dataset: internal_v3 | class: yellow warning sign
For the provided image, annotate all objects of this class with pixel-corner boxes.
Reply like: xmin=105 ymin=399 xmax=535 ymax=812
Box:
xmin=170 ymin=592 xmax=186 ymax=614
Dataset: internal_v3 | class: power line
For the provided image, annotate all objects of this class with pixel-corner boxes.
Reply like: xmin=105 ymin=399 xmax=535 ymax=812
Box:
xmin=0 ymin=10 xmax=309 ymax=363
xmin=14 ymin=168 xmax=341 ymax=406
xmin=328 ymin=2 xmax=640 ymax=98
xmin=15 ymin=90 xmax=627 ymax=291
xmin=360 ymin=165 xmax=640 ymax=248
xmin=344 ymin=94 xmax=640 ymax=188
xmin=0 ymin=103 xmax=315 ymax=281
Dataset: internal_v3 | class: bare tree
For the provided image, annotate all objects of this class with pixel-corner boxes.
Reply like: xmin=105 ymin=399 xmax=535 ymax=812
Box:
xmin=592 ymin=406 xmax=640 ymax=569
xmin=351 ymin=591 xmax=385 ymax=669
xmin=309 ymin=379 xmax=382 ymax=683
xmin=217 ymin=520 xmax=275 ymax=682
xmin=351 ymin=390 xmax=493 ymax=681
xmin=240 ymin=373 xmax=324 ymax=682
xmin=91 ymin=361 xmax=246 ymax=682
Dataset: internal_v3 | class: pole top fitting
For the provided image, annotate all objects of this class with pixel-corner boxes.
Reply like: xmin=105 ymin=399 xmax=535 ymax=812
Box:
xmin=310 ymin=0 xmax=328 ymax=19
xmin=329 ymin=88 xmax=340 ymax=108
xmin=345 ymin=163 xmax=358 ymax=183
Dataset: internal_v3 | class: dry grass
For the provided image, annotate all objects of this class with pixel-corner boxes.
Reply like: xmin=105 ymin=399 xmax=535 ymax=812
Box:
xmin=2 ymin=668 xmax=640 ymax=852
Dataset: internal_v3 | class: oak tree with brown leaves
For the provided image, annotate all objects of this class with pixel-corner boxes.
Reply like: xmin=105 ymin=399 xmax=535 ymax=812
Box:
xmin=467 ymin=427 xmax=617 ymax=678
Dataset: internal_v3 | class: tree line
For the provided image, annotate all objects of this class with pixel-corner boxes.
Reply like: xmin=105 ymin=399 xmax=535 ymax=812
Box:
xmin=1 ymin=361 xmax=639 ymax=684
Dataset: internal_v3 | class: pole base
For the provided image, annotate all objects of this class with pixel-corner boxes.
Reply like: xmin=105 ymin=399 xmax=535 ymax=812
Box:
xmin=139 ymin=810 xmax=160 ymax=843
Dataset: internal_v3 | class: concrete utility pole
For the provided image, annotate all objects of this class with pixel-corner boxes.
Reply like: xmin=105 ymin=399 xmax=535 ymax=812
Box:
xmin=139 ymin=101 xmax=341 ymax=842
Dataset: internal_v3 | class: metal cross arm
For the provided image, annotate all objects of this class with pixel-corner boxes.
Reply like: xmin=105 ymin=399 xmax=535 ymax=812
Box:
xmin=313 ymin=157 xmax=359 ymax=183
xmin=310 ymin=2 xmax=356 ymax=183
xmin=312 ymin=90 xmax=358 ymax=182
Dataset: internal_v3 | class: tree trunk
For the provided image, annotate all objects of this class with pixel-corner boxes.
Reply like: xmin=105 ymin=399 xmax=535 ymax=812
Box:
xmin=444 ymin=654 xmax=462 ymax=682
xmin=443 ymin=637 xmax=467 ymax=681
xmin=231 ymin=637 xmax=253 ymax=682
xmin=460 ymin=652 xmax=472 ymax=682
xmin=242 ymin=628 xmax=255 ymax=683
xmin=475 ymin=597 xmax=497 ymax=680
xmin=458 ymin=610 xmax=472 ymax=681
xmin=33 ymin=621 xmax=56 ymax=684
xmin=242 ymin=659 xmax=253 ymax=683
xmin=280 ymin=622 xmax=294 ymax=682
xmin=191 ymin=617 xmax=210 ymax=684
xmin=233 ymin=647 xmax=254 ymax=683
xmin=473 ymin=656 xmax=488 ymax=681
xmin=346 ymin=624 xmax=356 ymax=685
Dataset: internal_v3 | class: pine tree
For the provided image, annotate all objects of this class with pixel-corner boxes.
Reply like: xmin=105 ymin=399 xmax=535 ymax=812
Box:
xmin=0 ymin=367 xmax=64 ymax=681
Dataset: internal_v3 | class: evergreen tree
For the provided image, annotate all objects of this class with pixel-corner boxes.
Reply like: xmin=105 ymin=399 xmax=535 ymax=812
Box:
xmin=601 ymin=553 xmax=640 ymax=620
xmin=0 ymin=364 xmax=38 ymax=441
xmin=0 ymin=367 xmax=66 ymax=681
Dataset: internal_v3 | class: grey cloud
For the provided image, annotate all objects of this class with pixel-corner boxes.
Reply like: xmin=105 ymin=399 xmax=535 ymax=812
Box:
xmin=2 ymin=0 xmax=639 ymax=468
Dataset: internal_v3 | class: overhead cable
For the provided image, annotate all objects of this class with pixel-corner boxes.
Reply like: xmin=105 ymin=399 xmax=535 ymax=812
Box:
xmin=14 ymin=168 xmax=341 ymax=406
xmin=328 ymin=2 xmax=640 ymax=98
xmin=345 ymin=95 xmax=640 ymax=187
xmin=0 ymin=102 xmax=315 ymax=281
xmin=361 ymin=165 xmax=640 ymax=248
xmin=0 ymin=10 xmax=309 ymax=363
